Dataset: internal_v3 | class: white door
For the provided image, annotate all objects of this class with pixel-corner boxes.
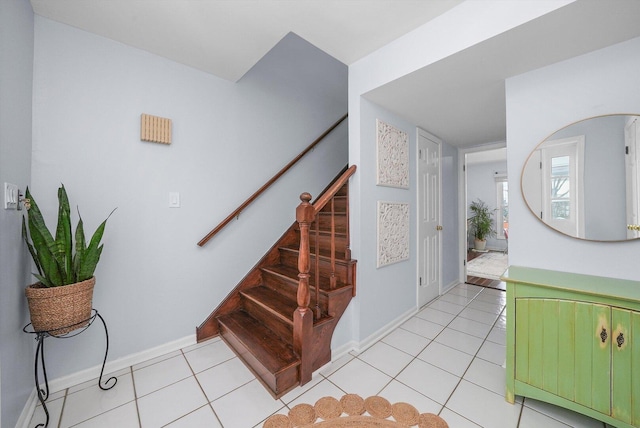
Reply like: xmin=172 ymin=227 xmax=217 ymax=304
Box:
xmin=625 ymin=117 xmax=640 ymax=238
xmin=417 ymin=129 xmax=441 ymax=307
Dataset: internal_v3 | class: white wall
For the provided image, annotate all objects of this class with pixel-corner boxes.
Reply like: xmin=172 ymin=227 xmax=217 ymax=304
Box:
xmin=347 ymin=1 xmax=571 ymax=344
xmin=31 ymin=19 xmax=348 ymax=380
xmin=506 ymin=36 xmax=640 ymax=281
xmin=0 ymin=1 xmax=35 ymax=426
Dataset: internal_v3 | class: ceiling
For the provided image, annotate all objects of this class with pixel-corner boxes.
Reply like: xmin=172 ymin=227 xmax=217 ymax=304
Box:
xmin=29 ymin=0 xmax=463 ymax=82
xmin=30 ymin=0 xmax=640 ymax=148
xmin=365 ymin=0 xmax=640 ymax=147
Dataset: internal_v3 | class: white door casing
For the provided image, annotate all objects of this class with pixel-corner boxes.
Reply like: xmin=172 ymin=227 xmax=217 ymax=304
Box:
xmin=522 ymin=136 xmax=585 ymax=238
xmin=625 ymin=117 xmax=640 ymax=238
xmin=417 ymin=129 xmax=441 ymax=307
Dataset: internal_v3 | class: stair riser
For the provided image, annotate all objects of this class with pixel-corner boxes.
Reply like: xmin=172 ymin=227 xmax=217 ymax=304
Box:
xmin=261 ymin=271 xmax=329 ymax=313
xmin=314 ymin=214 xmax=347 ymax=233
xmin=219 ymin=323 xmax=298 ymax=398
xmin=319 ymin=196 xmax=347 ymax=212
xmin=279 ymin=250 xmax=350 ymax=284
xmin=308 ymin=234 xmax=347 ymax=255
xmin=242 ymin=297 xmax=293 ymax=344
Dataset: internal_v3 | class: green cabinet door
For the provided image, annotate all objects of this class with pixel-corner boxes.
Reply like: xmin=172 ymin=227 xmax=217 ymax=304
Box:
xmin=611 ymin=308 xmax=640 ymax=425
xmin=514 ymin=299 xmax=611 ymax=415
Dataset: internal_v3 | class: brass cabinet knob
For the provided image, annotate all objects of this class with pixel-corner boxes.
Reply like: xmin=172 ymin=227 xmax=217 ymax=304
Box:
xmin=627 ymin=224 xmax=640 ymax=231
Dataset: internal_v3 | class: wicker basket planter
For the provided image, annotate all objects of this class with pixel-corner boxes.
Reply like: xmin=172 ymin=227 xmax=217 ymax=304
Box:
xmin=25 ymin=277 xmax=95 ymax=336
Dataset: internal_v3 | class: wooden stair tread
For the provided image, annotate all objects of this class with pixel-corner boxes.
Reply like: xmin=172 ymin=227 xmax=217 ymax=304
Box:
xmin=242 ymin=286 xmax=297 ymax=324
xmin=218 ymin=311 xmax=299 ymax=374
xmin=262 ymin=264 xmax=352 ymax=292
xmin=242 ymin=285 xmax=335 ymax=323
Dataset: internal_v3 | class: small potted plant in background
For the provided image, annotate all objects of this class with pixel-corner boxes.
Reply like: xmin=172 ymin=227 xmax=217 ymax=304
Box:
xmin=468 ymin=198 xmax=496 ymax=251
xmin=22 ymin=184 xmax=115 ymax=335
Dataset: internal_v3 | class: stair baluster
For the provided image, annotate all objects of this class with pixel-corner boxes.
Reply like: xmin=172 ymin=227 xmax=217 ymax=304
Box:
xmin=329 ymin=198 xmax=337 ymax=289
xmin=313 ymin=219 xmax=321 ymax=319
xmin=295 ymin=192 xmax=314 ymax=385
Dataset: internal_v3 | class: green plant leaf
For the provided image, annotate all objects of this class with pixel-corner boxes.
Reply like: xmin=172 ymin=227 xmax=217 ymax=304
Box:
xmin=73 ymin=211 xmax=87 ymax=283
xmin=76 ymin=208 xmax=115 ymax=281
xmin=26 ymin=187 xmax=69 ymax=286
xmin=22 ymin=216 xmax=43 ymax=276
xmin=33 ymin=273 xmax=53 ymax=288
xmin=55 ymin=185 xmax=73 ymax=284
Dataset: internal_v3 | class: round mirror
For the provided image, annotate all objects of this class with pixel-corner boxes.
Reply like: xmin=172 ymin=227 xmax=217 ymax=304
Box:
xmin=521 ymin=114 xmax=640 ymax=241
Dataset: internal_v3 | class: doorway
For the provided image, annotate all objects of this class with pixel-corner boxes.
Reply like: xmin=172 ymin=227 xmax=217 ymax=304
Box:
xmin=463 ymin=147 xmax=508 ymax=290
xmin=417 ymin=129 xmax=442 ymax=307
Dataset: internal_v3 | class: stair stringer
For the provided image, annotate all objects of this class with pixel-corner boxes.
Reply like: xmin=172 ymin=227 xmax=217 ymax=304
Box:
xmin=195 ymin=224 xmax=298 ymax=342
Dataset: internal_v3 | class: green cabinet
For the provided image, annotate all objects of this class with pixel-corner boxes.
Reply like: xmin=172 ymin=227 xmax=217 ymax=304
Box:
xmin=504 ymin=266 xmax=640 ymax=428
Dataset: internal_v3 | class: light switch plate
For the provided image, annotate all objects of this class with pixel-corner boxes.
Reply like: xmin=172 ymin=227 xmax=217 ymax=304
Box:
xmin=4 ymin=182 xmax=18 ymax=210
xmin=169 ymin=192 xmax=180 ymax=208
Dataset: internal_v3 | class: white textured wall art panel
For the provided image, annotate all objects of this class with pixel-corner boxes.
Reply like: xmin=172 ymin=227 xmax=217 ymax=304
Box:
xmin=376 ymin=119 xmax=409 ymax=188
xmin=377 ymin=201 xmax=410 ymax=267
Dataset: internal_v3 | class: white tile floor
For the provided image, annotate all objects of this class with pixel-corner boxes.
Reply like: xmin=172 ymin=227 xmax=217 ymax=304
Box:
xmin=30 ymin=283 xmax=609 ymax=428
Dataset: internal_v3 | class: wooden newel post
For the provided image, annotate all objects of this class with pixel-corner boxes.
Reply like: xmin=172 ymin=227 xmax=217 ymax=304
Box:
xmin=295 ymin=192 xmax=315 ymax=385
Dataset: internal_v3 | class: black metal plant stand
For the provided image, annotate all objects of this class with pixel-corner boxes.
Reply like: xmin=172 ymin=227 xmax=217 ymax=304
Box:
xmin=22 ymin=309 xmax=117 ymax=428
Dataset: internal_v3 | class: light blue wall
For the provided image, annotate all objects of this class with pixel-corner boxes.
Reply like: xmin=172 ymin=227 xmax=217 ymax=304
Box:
xmin=345 ymin=99 xmax=460 ymax=345
xmin=31 ymin=19 xmax=348 ymax=381
xmin=355 ymin=99 xmax=417 ymax=342
xmin=441 ymin=142 xmax=459 ymax=288
xmin=467 ymin=160 xmax=507 ymax=251
xmin=0 ymin=0 xmax=35 ymax=426
xmin=506 ymin=36 xmax=640 ymax=281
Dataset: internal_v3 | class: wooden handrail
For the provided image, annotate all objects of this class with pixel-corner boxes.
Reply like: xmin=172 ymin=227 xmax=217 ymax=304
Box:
xmin=198 ymin=113 xmax=348 ymax=246
xmin=311 ymin=165 xmax=356 ymax=214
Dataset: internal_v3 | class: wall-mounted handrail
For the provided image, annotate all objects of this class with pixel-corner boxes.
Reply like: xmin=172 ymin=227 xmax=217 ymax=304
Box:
xmin=197 ymin=114 xmax=348 ymax=247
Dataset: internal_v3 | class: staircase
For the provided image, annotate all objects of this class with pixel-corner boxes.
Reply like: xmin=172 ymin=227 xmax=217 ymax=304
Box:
xmin=196 ymin=166 xmax=357 ymax=398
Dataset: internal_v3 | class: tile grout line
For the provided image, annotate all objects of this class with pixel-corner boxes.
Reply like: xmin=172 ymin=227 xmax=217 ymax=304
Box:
xmin=56 ymin=388 xmax=68 ymax=428
xmin=365 ymin=285 xmax=482 ymax=419
xmin=179 ymin=348 xmax=225 ymax=427
xmin=130 ymin=365 xmax=142 ymax=428
xmin=436 ymin=285 xmax=514 ymax=425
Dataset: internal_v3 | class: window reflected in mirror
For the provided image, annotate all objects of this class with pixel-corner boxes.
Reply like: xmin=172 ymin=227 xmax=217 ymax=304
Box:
xmin=521 ymin=114 xmax=639 ymax=241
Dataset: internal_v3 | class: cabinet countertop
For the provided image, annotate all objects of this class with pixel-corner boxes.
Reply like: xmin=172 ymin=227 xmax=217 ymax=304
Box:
xmin=501 ymin=265 xmax=640 ymax=304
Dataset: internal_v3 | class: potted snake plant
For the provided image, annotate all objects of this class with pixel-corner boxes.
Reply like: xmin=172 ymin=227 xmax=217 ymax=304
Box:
xmin=22 ymin=184 xmax=114 ymax=335
xmin=468 ymin=198 xmax=496 ymax=251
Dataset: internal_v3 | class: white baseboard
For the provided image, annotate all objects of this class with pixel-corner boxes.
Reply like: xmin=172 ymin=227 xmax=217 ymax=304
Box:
xmin=17 ymin=334 xmax=196 ymax=428
xmin=442 ymin=279 xmax=459 ymax=294
xmin=352 ymin=306 xmax=417 ymax=355
xmin=330 ymin=339 xmax=358 ymax=361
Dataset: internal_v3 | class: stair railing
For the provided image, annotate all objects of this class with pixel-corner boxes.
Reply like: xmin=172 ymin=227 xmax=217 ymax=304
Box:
xmin=198 ymin=113 xmax=348 ymax=247
xmin=294 ymin=165 xmax=356 ymax=384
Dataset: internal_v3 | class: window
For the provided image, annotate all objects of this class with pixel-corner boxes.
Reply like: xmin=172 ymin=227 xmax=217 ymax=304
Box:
xmin=540 ymin=136 xmax=585 ymax=238
xmin=550 ymin=155 xmax=570 ymax=220
xmin=495 ymin=175 xmax=508 ymax=239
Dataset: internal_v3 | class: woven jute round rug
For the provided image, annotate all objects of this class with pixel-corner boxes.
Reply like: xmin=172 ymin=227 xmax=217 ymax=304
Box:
xmin=262 ymin=394 xmax=449 ymax=428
